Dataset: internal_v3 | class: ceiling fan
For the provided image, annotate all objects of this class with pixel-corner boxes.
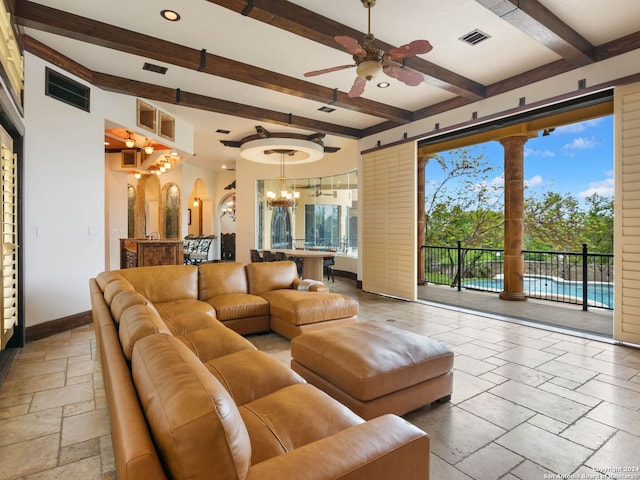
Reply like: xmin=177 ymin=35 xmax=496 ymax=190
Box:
xmin=304 ymin=0 xmax=432 ymax=98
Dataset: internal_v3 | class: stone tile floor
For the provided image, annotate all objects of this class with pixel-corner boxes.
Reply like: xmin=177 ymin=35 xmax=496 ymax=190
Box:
xmin=0 ymin=277 xmax=639 ymax=479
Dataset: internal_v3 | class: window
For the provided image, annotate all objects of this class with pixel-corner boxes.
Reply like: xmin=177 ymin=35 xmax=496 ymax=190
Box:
xmin=305 ymin=205 xmax=339 ymax=248
xmin=257 ymin=170 xmax=357 ymax=255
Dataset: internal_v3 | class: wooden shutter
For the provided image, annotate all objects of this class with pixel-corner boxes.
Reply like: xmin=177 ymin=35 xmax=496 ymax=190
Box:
xmin=0 ymin=125 xmax=17 ymax=350
xmin=614 ymin=82 xmax=640 ymax=345
xmin=362 ymin=143 xmax=417 ymax=301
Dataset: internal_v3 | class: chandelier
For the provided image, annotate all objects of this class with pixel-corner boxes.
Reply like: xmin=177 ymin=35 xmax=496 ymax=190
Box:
xmin=267 ymin=151 xmax=300 ymax=208
xmin=221 ymin=195 xmax=236 ymax=221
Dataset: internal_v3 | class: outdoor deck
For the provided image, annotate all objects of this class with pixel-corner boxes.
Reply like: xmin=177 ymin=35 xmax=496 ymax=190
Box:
xmin=417 ymin=283 xmax=614 ymax=339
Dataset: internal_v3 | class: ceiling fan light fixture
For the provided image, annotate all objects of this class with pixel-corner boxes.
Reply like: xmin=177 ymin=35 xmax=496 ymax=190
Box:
xmin=356 ymin=60 xmax=382 ymax=80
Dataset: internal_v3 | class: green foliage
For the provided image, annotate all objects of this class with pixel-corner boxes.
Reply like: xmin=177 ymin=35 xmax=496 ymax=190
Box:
xmin=524 ymin=191 xmax=584 ymax=251
xmin=425 ymin=148 xmax=614 ymax=254
xmin=425 ymin=148 xmax=503 ymax=248
xmin=582 ymin=193 xmax=614 ymax=253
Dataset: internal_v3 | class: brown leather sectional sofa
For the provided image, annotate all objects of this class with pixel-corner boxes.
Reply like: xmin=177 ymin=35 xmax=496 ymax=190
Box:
xmin=90 ymin=261 xmax=431 ymax=480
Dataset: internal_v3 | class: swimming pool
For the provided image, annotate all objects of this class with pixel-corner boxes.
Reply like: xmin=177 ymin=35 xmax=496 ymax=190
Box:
xmin=461 ymin=275 xmax=614 ymax=309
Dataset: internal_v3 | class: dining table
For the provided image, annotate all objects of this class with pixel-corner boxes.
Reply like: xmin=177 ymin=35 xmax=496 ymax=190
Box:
xmin=274 ymin=249 xmax=335 ymax=282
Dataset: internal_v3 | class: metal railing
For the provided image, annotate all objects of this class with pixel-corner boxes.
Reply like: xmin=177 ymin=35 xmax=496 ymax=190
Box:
xmin=423 ymin=242 xmax=614 ymax=311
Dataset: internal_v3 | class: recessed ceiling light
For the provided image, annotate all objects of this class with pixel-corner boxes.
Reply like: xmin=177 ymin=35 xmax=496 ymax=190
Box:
xmin=160 ymin=9 xmax=181 ymax=21
xmin=221 ymin=165 xmax=227 ymax=169
xmin=377 ymin=82 xmax=390 ymax=88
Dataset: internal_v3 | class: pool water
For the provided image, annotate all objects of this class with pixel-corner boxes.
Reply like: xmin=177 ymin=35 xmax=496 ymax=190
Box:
xmin=462 ymin=275 xmax=614 ymax=309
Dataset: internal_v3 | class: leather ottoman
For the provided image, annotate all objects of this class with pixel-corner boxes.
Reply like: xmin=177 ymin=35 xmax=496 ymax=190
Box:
xmin=290 ymin=321 xmax=454 ymax=420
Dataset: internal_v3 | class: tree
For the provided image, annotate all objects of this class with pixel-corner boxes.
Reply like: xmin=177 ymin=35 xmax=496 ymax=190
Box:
xmin=582 ymin=193 xmax=614 ymax=253
xmin=425 ymin=148 xmax=503 ymax=248
xmin=524 ymin=191 xmax=584 ymax=251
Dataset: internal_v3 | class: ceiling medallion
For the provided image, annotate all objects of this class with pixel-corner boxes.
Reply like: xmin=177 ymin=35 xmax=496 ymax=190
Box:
xmin=221 ymin=125 xmax=340 ymax=164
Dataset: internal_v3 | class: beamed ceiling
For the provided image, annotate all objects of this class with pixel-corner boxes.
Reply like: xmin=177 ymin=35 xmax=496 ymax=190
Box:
xmin=12 ymin=0 xmax=640 ymax=171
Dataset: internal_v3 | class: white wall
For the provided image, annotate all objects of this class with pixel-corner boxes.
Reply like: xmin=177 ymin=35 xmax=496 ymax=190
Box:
xmin=23 ymin=53 xmax=194 ymax=327
xmin=23 ymin=55 xmax=107 ymax=326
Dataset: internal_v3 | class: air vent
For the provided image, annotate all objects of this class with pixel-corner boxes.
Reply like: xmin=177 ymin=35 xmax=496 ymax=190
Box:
xmin=45 ymin=68 xmax=90 ymax=112
xmin=216 ymin=129 xmax=231 ymax=134
xmin=318 ymin=106 xmax=336 ymax=113
xmin=459 ymin=29 xmax=491 ymax=46
xmin=142 ymin=62 xmax=168 ymax=74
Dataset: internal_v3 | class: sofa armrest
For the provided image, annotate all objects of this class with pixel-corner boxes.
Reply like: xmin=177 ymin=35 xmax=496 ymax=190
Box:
xmin=292 ymin=278 xmax=329 ymax=292
xmin=245 ymin=414 xmax=429 ymax=480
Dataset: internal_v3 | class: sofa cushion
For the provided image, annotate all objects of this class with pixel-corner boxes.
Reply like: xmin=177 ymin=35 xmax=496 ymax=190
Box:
xmin=132 ymin=334 xmax=251 ymax=480
xmin=176 ymin=323 xmax=257 ymax=362
xmin=118 ymin=265 xmax=199 ymax=304
xmin=153 ymin=299 xmax=215 ymax=320
xmin=205 ymin=293 xmax=269 ymax=321
xmin=162 ymin=310 xmax=220 ymax=336
xmin=103 ymin=279 xmax=135 ymax=305
xmin=245 ymin=261 xmax=298 ymax=295
xmin=119 ymin=304 xmax=171 ymax=360
xmin=239 ymin=383 xmax=363 ymax=465
xmin=261 ymin=290 xmax=359 ymax=326
xmin=96 ymin=271 xmax=126 ymax=291
xmin=198 ymin=262 xmax=249 ymax=299
xmin=110 ymin=290 xmax=153 ymax=324
xmin=204 ymin=350 xmax=305 ymax=405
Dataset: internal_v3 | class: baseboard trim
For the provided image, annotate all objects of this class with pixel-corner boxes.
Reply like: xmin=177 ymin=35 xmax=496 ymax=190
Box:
xmin=26 ymin=311 xmax=93 ymax=342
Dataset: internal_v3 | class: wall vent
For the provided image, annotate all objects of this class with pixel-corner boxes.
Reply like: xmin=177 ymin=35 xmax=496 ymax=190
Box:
xmin=45 ymin=68 xmax=90 ymax=112
xmin=459 ymin=29 xmax=491 ymax=46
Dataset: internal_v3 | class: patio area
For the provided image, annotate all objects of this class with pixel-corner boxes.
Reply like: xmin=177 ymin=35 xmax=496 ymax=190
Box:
xmin=418 ymin=283 xmax=614 ymax=340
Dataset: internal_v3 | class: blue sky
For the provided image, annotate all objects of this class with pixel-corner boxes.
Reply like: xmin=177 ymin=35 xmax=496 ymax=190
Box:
xmin=426 ymin=114 xmax=614 ymax=206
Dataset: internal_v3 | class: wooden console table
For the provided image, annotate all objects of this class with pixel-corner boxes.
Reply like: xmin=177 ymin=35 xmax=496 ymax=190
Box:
xmin=120 ymin=239 xmax=184 ymax=268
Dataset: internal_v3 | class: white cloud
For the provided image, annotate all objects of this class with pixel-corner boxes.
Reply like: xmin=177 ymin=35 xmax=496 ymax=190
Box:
xmin=564 ymin=137 xmax=597 ymax=150
xmin=524 ymin=147 xmax=555 ymax=158
xmin=525 ymin=175 xmax=544 ymax=187
xmin=487 ymin=175 xmax=504 ymax=187
xmin=578 ymin=178 xmax=614 ymax=198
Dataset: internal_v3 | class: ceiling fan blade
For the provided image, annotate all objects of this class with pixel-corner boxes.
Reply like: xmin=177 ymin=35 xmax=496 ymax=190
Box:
xmin=348 ymin=76 xmax=367 ymax=98
xmin=384 ymin=65 xmax=424 ymax=86
xmin=387 ymin=39 xmax=433 ymax=60
xmin=304 ymin=64 xmax=355 ymax=77
xmin=335 ymin=35 xmax=367 ymax=56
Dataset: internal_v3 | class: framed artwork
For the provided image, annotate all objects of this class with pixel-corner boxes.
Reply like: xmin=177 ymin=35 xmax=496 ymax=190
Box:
xmin=121 ymin=149 xmax=137 ymax=168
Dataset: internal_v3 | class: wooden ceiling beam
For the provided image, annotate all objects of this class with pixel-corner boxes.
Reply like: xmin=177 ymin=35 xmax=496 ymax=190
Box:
xmin=207 ymin=0 xmax=487 ymax=101
xmin=14 ymin=0 xmax=413 ymax=124
xmin=23 ymin=35 xmax=362 ymax=138
xmin=476 ymin=0 xmax=595 ymax=66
